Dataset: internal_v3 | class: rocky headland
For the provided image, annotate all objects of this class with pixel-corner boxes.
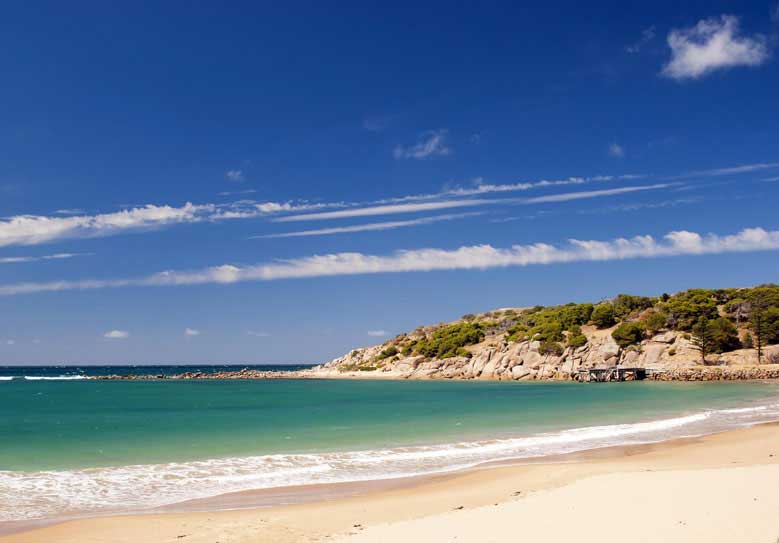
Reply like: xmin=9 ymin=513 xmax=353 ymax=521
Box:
xmin=98 ymin=284 xmax=779 ymax=383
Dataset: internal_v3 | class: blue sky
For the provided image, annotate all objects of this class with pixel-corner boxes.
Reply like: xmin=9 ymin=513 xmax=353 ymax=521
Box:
xmin=1 ymin=1 xmax=779 ymax=365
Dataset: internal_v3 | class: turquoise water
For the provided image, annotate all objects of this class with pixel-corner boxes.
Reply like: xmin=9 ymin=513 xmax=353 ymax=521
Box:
xmin=2 ymin=377 xmax=779 ymax=521
xmin=2 ymin=379 xmax=778 ymax=471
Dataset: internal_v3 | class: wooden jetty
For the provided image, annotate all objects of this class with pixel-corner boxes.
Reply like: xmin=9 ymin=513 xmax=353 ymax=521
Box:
xmin=576 ymin=367 xmax=654 ymax=382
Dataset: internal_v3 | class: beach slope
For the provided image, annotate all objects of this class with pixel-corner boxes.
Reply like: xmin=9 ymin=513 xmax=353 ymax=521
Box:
xmin=3 ymin=423 xmax=779 ymax=543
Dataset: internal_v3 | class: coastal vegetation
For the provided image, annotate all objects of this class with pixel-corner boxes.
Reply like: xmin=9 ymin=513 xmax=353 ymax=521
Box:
xmin=334 ymin=284 xmax=779 ymax=373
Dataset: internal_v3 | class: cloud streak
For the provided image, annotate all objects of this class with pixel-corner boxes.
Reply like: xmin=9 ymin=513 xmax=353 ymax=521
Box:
xmin=0 ymin=201 xmax=342 ymax=248
xmin=2 ymin=227 xmax=777 ymax=296
xmin=275 ymin=184 xmax=670 ymax=222
xmin=0 ymin=252 xmax=87 ymax=264
xmin=256 ymin=213 xmax=482 ymax=238
xmin=0 ymin=161 xmax=769 ymax=248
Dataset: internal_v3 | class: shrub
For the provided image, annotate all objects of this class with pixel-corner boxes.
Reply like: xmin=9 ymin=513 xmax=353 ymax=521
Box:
xmin=642 ymin=310 xmax=668 ymax=334
xmin=613 ymin=294 xmax=655 ymax=319
xmin=591 ymin=304 xmax=616 ymax=328
xmin=539 ymin=340 xmax=564 ymax=356
xmin=376 ymin=346 xmax=398 ymax=360
xmin=566 ymin=325 xmax=588 ymax=348
xmin=611 ymin=322 xmax=645 ymax=348
xmin=742 ymin=332 xmax=754 ymax=349
xmin=413 ymin=322 xmax=485 ymax=359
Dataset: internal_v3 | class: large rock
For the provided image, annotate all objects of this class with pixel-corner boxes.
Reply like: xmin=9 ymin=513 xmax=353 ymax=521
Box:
xmin=511 ymin=366 xmax=532 ymax=380
xmin=641 ymin=343 xmax=666 ymax=365
xmin=522 ymin=351 xmax=543 ymax=369
xmin=652 ymin=331 xmax=676 ymax=344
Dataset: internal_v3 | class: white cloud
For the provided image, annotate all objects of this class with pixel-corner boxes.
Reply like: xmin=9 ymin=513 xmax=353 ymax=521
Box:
xmin=367 ymin=330 xmax=387 ymax=337
xmin=674 ymin=162 xmax=779 ymax=179
xmin=247 ymin=331 xmax=270 ymax=337
xmin=377 ymin=174 xmax=644 ymax=203
xmin=273 ymin=199 xmax=494 ymax=222
xmin=5 ymin=339 xmax=15 ymax=345
xmin=0 ymin=200 xmax=345 ymax=248
xmin=0 ymin=203 xmax=212 ymax=248
xmin=225 ymin=170 xmax=245 ymax=182
xmin=103 ymin=330 xmax=129 ymax=339
xmin=626 ymin=26 xmax=656 ymax=53
xmin=763 ymin=176 xmax=779 ymax=182
xmin=2 ymin=227 xmax=778 ymax=296
xmin=258 ymin=213 xmax=482 ymax=238
xmin=393 ymin=130 xmax=451 ymax=160
xmin=274 ymin=184 xmax=667 ymax=223
xmin=184 ymin=328 xmax=200 ymax=336
xmin=0 ymin=252 xmax=87 ymax=264
xmin=609 ymin=143 xmax=625 ymax=157
xmin=54 ymin=209 xmax=85 ymax=216
xmin=218 ymin=189 xmax=258 ymax=196
xmin=522 ymin=184 xmax=670 ymax=204
xmin=662 ymin=15 xmax=769 ymax=80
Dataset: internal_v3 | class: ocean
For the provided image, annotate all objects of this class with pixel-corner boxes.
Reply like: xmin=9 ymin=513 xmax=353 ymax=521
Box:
xmin=2 ymin=365 xmax=779 ymax=524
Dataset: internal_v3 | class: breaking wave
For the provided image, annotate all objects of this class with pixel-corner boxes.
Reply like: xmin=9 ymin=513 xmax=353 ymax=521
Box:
xmin=2 ymin=400 xmax=779 ymax=522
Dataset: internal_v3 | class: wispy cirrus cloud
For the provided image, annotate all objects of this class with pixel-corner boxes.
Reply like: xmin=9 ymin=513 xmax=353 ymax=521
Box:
xmin=273 ymin=199 xmax=495 ymax=223
xmin=626 ymin=26 xmax=656 ymax=53
xmin=256 ymin=213 xmax=482 ymax=239
xmin=0 ymin=203 xmax=212 ymax=248
xmin=0 ymin=252 xmax=87 ymax=264
xmin=103 ymin=330 xmax=129 ymax=339
xmin=672 ymin=162 xmax=779 ymax=180
xmin=0 ymin=161 xmax=771 ymax=249
xmin=393 ymin=130 xmax=451 ymax=159
xmin=662 ymin=15 xmax=769 ymax=80
xmin=225 ymin=170 xmax=245 ymax=182
xmin=275 ymin=184 xmax=671 ymax=222
xmin=2 ymin=227 xmax=777 ymax=296
xmin=377 ymin=173 xmax=645 ymax=203
xmin=0 ymin=200 xmax=343 ymax=248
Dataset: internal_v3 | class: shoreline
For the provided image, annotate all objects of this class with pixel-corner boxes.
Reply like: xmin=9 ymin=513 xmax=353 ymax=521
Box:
xmin=88 ymin=364 xmax=779 ymax=382
xmin=3 ymin=421 xmax=779 ymax=542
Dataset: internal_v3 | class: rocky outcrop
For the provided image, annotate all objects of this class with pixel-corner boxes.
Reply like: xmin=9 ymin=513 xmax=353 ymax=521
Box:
xmin=93 ymin=334 xmax=779 ymax=382
xmin=313 ymin=330 xmax=779 ymax=382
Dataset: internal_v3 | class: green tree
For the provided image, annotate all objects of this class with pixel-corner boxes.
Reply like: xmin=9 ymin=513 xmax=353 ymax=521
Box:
xmin=566 ymin=325 xmax=588 ymax=348
xmin=538 ymin=340 xmax=564 ymax=356
xmin=642 ymin=310 xmax=668 ymax=335
xmin=613 ymin=294 xmax=655 ymax=319
xmin=751 ymin=295 xmax=767 ymax=363
xmin=707 ymin=317 xmax=741 ymax=353
xmin=690 ymin=317 xmax=715 ymax=365
xmin=591 ymin=304 xmax=616 ymax=328
xmin=611 ymin=322 xmax=645 ymax=348
xmin=742 ymin=332 xmax=754 ymax=349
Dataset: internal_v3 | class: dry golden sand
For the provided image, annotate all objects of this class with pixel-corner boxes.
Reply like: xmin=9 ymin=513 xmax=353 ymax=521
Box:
xmin=3 ymin=424 xmax=779 ymax=543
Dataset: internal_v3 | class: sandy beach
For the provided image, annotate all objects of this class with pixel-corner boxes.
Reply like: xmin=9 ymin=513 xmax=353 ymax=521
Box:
xmin=3 ymin=422 xmax=779 ymax=543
